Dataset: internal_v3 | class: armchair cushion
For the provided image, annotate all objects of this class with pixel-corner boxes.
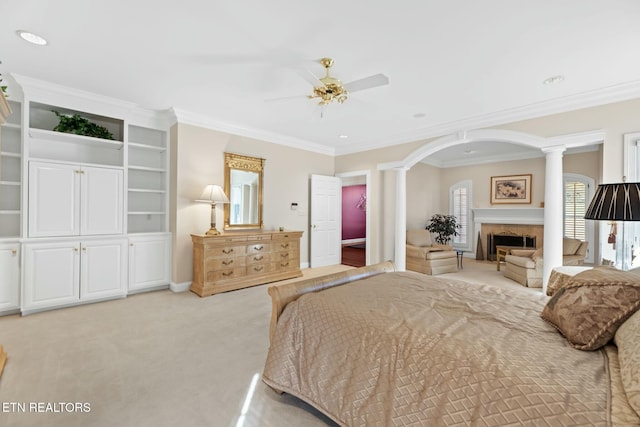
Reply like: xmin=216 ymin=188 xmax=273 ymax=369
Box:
xmin=505 ymin=255 xmax=536 ymax=269
xmin=406 ymin=229 xmax=432 ymax=247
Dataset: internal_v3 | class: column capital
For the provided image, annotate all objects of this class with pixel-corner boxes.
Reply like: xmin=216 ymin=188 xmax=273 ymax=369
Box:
xmin=541 ymin=145 xmax=566 ymax=155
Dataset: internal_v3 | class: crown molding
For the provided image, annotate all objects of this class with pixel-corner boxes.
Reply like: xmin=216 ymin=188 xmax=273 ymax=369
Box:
xmin=172 ymin=108 xmax=335 ymax=156
xmin=336 ymin=79 xmax=640 ymax=156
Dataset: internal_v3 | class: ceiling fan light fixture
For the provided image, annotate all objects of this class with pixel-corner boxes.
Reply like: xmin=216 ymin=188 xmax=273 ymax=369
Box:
xmin=543 ymin=75 xmax=564 ymax=85
xmin=16 ymin=30 xmax=48 ymax=46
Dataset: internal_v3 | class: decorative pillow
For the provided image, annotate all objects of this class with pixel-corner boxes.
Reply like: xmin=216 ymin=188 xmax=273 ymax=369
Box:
xmin=531 ymin=248 xmax=543 ymax=261
xmin=614 ymin=308 xmax=640 ymax=416
xmin=541 ymin=267 xmax=640 ymax=350
xmin=563 ymin=238 xmax=581 ymax=255
xmin=406 ymin=230 xmax=432 ymax=247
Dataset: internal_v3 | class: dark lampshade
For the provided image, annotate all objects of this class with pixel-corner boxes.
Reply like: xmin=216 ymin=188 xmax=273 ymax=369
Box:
xmin=584 ymin=183 xmax=640 ymax=221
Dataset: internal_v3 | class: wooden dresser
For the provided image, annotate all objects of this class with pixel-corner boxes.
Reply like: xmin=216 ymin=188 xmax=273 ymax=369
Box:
xmin=191 ymin=230 xmax=303 ymax=296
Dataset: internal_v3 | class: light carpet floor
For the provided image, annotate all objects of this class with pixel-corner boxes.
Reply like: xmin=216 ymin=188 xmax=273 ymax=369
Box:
xmin=0 ymin=260 xmax=540 ymax=427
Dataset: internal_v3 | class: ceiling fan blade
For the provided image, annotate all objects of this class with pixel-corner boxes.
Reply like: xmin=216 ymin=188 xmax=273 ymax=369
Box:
xmin=293 ymin=67 xmax=325 ymax=88
xmin=343 ymin=73 xmax=389 ymax=93
xmin=264 ymin=94 xmax=308 ymax=103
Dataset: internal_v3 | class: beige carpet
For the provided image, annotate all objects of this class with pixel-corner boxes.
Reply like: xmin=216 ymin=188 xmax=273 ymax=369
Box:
xmin=0 ymin=261 xmax=538 ymax=427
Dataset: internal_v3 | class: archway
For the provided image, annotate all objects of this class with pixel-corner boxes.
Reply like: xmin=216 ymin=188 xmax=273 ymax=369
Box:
xmin=378 ymin=128 xmax=605 ymax=291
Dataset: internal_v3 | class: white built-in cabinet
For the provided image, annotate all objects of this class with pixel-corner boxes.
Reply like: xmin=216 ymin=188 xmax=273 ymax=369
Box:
xmin=22 ymin=239 xmax=127 ymax=314
xmin=6 ymin=75 xmax=172 ymax=315
xmin=128 ymin=234 xmax=171 ymax=292
xmin=28 ymin=162 xmax=123 ymax=237
xmin=0 ymin=244 xmax=20 ymax=314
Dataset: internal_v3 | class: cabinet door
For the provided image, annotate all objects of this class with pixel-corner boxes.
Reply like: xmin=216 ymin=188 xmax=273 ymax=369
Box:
xmin=23 ymin=242 xmax=80 ymax=311
xmin=128 ymin=234 xmax=171 ymax=291
xmin=80 ymin=239 xmax=127 ymax=301
xmin=28 ymin=162 xmax=80 ymax=237
xmin=0 ymin=244 xmax=20 ymax=313
xmin=81 ymin=166 xmax=123 ymax=235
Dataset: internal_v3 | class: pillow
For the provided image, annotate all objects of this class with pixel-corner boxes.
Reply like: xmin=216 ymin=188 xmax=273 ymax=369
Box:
xmin=541 ymin=267 xmax=640 ymax=350
xmin=614 ymin=308 xmax=640 ymax=417
xmin=563 ymin=238 xmax=581 ymax=255
xmin=406 ymin=230 xmax=432 ymax=247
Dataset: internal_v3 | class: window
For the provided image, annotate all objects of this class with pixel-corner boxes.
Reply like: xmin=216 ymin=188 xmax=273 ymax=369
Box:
xmin=563 ymin=180 xmax=586 ymax=241
xmin=450 ymin=180 xmax=472 ymax=250
xmin=563 ymin=173 xmax=594 ymax=264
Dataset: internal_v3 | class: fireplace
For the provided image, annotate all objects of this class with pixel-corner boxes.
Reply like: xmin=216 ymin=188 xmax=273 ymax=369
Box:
xmin=486 ymin=232 xmax=536 ymax=261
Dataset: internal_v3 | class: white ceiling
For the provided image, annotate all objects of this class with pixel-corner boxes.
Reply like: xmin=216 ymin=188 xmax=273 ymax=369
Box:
xmin=2 ymin=0 xmax=640 ymax=156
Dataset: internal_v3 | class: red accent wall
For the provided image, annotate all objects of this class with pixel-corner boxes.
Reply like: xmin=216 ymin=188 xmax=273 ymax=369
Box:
xmin=342 ymin=185 xmax=366 ymax=240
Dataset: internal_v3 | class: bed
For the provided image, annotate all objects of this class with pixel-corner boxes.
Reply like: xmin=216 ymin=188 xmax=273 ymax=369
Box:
xmin=262 ymin=262 xmax=640 ymax=427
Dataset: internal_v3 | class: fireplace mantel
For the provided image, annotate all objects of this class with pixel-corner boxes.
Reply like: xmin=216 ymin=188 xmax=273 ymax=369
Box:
xmin=472 ymin=208 xmax=544 ymax=225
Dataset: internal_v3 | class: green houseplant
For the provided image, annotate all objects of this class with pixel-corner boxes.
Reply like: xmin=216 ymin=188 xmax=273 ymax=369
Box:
xmin=52 ymin=110 xmax=114 ymax=140
xmin=425 ymin=214 xmax=460 ymax=245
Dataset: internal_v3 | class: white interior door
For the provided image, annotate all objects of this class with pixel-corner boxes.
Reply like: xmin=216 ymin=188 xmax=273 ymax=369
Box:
xmin=310 ymin=174 xmax=341 ymax=267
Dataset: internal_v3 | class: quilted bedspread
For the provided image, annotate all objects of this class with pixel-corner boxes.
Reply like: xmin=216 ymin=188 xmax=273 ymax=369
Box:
xmin=262 ymin=271 xmax=611 ymax=427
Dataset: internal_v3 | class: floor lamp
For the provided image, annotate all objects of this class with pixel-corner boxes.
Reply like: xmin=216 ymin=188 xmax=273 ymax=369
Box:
xmin=585 ymin=182 xmax=640 ymax=270
xmin=196 ymin=184 xmax=229 ymax=236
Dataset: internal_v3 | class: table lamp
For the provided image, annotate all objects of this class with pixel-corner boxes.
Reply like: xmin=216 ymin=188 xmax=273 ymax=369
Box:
xmin=584 ymin=182 xmax=640 ymax=270
xmin=196 ymin=184 xmax=229 ymax=235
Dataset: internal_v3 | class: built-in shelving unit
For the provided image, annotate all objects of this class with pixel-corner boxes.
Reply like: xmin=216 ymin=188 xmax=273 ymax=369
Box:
xmin=127 ymin=125 xmax=168 ymax=234
xmin=0 ymin=100 xmax=22 ymax=238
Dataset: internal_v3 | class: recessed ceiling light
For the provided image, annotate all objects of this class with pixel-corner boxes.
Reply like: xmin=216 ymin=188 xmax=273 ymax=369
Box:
xmin=16 ymin=30 xmax=48 ymax=46
xmin=413 ymin=113 xmax=427 ymax=119
xmin=339 ymin=135 xmax=348 ymax=139
xmin=463 ymin=149 xmax=476 ymax=155
xmin=543 ymin=75 xmax=564 ymax=85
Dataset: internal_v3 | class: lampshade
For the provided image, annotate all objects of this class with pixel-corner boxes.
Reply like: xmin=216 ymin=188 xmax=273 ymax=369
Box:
xmin=584 ymin=182 xmax=640 ymax=221
xmin=196 ymin=184 xmax=229 ymax=204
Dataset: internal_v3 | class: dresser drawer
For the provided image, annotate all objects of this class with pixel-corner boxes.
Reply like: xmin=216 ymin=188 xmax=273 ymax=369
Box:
xmin=247 ymin=243 xmax=270 ymax=255
xmin=247 ymin=263 xmax=272 ymax=275
xmin=246 ymin=253 xmax=271 ymax=265
xmin=274 ymin=250 xmax=296 ymax=262
xmin=273 ymin=240 xmax=299 ymax=252
xmin=246 ymin=234 xmax=272 ymax=242
xmin=206 ymin=257 xmax=246 ymax=270
xmin=206 ymin=267 xmax=246 ymax=282
xmin=206 ymin=245 xmax=246 ymax=258
xmin=273 ymin=259 xmax=299 ymax=271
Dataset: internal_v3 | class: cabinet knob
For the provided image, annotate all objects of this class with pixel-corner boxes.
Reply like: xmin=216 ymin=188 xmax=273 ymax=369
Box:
xmin=130 ymin=243 xmax=134 ymax=246
xmin=82 ymin=246 xmax=87 ymax=252
xmin=11 ymin=249 xmax=17 ymax=256
xmin=73 ymin=247 xmax=79 ymax=252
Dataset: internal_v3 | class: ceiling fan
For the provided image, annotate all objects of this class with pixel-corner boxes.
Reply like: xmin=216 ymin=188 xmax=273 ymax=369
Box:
xmin=305 ymin=58 xmax=389 ymax=105
xmin=268 ymin=57 xmax=389 ymax=107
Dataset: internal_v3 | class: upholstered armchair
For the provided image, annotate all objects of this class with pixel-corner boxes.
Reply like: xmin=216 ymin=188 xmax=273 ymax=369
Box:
xmin=503 ymin=248 xmax=543 ymax=288
xmin=562 ymin=238 xmax=588 ymax=265
xmin=405 ymin=229 xmax=458 ymax=275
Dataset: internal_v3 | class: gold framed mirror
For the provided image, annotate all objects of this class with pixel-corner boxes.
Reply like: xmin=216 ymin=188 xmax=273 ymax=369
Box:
xmin=224 ymin=152 xmax=265 ymax=230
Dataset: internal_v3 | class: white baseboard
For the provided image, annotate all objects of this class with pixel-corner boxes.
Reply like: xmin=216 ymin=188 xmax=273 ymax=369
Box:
xmin=170 ymin=281 xmax=192 ymax=293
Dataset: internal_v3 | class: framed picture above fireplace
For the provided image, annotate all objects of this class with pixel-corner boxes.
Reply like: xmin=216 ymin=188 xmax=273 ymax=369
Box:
xmin=490 ymin=174 xmax=532 ymax=204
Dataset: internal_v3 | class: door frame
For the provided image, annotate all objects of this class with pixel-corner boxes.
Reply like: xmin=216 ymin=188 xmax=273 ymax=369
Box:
xmin=336 ymin=170 xmax=372 ymax=266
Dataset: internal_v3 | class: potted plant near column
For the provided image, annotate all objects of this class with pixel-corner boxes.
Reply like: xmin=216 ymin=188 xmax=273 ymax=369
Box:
xmin=425 ymin=214 xmax=460 ymax=245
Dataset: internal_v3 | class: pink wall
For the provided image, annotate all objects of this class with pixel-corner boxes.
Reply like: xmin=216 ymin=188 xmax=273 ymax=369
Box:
xmin=342 ymin=185 xmax=366 ymax=240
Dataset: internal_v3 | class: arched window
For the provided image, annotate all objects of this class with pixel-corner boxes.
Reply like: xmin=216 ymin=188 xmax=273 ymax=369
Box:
xmin=450 ymin=180 xmax=472 ymax=251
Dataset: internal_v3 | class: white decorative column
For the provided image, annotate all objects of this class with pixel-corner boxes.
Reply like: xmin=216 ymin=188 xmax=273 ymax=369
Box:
xmin=394 ymin=167 xmax=408 ymax=271
xmin=542 ymin=146 xmax=565 ymax=292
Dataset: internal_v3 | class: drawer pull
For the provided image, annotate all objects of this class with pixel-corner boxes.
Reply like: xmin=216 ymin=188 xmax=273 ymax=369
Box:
xmin=281 ymin=262 xmax=290 ymax=268
xmin=253 ymin=266 xmax=264 ymax=272
xmin=253 ymin=245 xmax=264 ymax=251
xmin=280 ymin=253 xmax=289 ymax=259
xmin=280 ymin=243 xmax=290 ymax=249
xmin=253 ymin=255 xmax=264 ymax=261
xmin=222 ymin=260 xmax=234 ymax=266
xmin=222 ymin=248 xmax=235 ymax=254
xmin=222 ymin=271 xmax=234 ymax=277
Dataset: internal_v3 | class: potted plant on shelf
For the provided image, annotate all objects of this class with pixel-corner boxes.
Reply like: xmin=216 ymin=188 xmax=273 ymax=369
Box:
xmin=52 ymin=110 xmax=114 ymax=140
xmin=425 ymin=214 xmax=460 ymax=245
